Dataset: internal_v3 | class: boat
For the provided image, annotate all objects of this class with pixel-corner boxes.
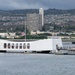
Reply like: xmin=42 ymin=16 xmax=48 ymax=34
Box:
xmin=55 ymin=49 xmax=68 ymax=55
xmin=67 ymin=48 xmax=75 ymax=55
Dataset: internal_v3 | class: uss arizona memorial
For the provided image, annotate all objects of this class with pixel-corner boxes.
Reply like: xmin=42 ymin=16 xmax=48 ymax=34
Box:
xmin=0 ymin=37 xmax=62 ymax=53
xmin=0 ymin=36 xmax=75 ymax=54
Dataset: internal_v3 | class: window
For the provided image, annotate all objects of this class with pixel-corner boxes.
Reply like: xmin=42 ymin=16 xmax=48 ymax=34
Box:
xmin=4 ymin=43 xmax=7 ymax=48
xmin=16 ymin=43 xmax=18 ymax=49
xmin=8 ymin=43 xmax=10 ymax=49
xmin=27 ymin=43 xmax=30 ymax=49
xmin=20 ymin=43 xmax=22 ymax=49
xmin=12 ymin=43 xmax=14 ymax=49
xmin=23 ymin=43 xmax=26 ymax=49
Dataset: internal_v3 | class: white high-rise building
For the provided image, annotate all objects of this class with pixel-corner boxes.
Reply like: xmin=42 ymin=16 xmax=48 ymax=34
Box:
xmin=39 ymin=8 xmax=44 ymax=26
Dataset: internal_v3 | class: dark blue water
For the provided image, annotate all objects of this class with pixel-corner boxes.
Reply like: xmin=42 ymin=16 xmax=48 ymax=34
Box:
xmin=0 ymin=54 xmax=75 ymax=75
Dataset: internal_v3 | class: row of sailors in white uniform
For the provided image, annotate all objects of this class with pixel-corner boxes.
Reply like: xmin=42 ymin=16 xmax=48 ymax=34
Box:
xmin=4 ymin=43 xmax=30 ymax=49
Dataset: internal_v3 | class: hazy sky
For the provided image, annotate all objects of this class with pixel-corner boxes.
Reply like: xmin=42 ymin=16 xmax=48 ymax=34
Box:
xmin=0 ymin=0 xmax=75 ymax=10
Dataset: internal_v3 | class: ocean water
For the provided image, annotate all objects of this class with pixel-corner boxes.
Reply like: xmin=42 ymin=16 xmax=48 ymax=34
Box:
xmin=0 ymin=54 xmax=75 ymax=75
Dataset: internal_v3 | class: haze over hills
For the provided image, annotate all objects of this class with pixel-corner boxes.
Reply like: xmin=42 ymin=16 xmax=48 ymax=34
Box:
xmin=0 ymin=9 xmax=75 ymax=16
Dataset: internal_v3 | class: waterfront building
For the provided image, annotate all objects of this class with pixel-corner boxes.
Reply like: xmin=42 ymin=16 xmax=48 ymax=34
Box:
xmin=0 ymin=37 xmax=62 ymax=53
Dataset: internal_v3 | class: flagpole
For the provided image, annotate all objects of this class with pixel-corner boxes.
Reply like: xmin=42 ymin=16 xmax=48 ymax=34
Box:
xmin=25 ymin=20 xmax=26 ymax=42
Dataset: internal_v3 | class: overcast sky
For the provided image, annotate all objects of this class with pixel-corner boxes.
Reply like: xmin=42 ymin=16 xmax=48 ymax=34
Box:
xmin=0 ymin=0 xmax=75 ymax=10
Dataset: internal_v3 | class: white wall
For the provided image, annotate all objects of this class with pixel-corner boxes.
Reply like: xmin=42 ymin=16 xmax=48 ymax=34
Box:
xmin=0 ymin=37 xmax=63 ymax=52
xmin=30 ymin=39 xmax=53 ymax=51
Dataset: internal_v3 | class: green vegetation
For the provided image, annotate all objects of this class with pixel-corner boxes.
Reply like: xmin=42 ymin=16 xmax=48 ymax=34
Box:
xmin=19 ymin=34 xmax=47 ymax=39
xmin=57 ymin=33 xmax=69 ymax=36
